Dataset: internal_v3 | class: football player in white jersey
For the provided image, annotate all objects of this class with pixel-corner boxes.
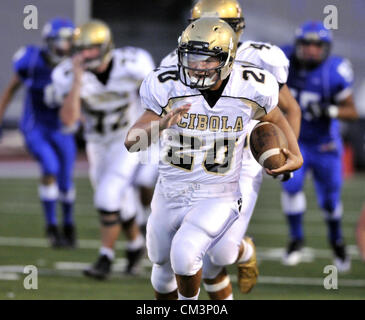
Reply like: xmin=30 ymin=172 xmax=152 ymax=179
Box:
xmin=159 ymin=0 xmax=301 ymax=298
xmin=54 ymin=20 xmax=155 ymax=279
xmin=125 ymin=17 xmax=303 ymax=300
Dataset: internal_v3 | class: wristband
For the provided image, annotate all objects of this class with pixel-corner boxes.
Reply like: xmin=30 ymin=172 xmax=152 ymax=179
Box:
xmin=327 ymin=105 xmax=339 ymax=118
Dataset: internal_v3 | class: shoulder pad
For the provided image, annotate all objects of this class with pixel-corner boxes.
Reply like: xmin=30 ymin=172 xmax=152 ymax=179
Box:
xmin=12 ymin=46 xmax=28 ymax=63
xmin=328 ymin=56 xmax=354 ymax=84
xmin=160 ymin=49 xmax=178 ymax=67
xmin=237 ymin=41 xmax=289 ymax=83
xmin=52 ymin=58 xmax=73 ymax=83
xmin=12 ymin=45 xmax=40 ymax=63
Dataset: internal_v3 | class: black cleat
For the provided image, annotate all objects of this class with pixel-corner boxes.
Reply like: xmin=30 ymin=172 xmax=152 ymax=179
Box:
xmin=330 ymin=240 xmax=351 ymax=273
xmin=63 ymin=224 xmax=77 ymax=248
xmin=83 ymin=255 xmax=112 ymax=280
xmin=46 ymin=225 xmax=65 ymax=248
xmin=125 ymin=248 xmax=145 ymax=275
xmin=282 ymin=239 xmax=304 ymax=266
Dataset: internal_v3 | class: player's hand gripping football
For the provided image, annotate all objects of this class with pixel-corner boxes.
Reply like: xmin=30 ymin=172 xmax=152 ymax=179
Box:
xmin=159 ymin=104 xmax=191 ymax=130
xmin=265 ymin=148 xmax=302 ymax=177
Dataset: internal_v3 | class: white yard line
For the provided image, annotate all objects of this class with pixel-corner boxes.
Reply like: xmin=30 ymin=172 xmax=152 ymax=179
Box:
xmin=1 ymin=206 xmax=360 ymax=223
xmin=1 ymin=264 xmax=364 ymax=288
xmin=248 ymin=224 xmax=356 ymax=237
xmin=0 ymin=236 xmax=126 ymax=249
xmin=0 ymin=236 xmax=361 ymax=260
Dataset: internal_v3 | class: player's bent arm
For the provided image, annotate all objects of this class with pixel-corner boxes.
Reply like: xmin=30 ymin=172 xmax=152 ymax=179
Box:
xmin=125 ymin=104 xmax=191 ymax=152
xmin=125 ymin=110 xmax=161 ymax=152
xmin=356 ymin=204 xmax=365 ymax=261
xmin=278 ymin=84 xmax=301 ymax=139
xmin=335 ymin=95 xmax=358 ymax=120
xmin=259 ymin=107 xmax=303 ymax=175
xmin=0 ymin=74 xmax=22 ymax=123
xmin=60 ymin=78 xmax=82 ymax=127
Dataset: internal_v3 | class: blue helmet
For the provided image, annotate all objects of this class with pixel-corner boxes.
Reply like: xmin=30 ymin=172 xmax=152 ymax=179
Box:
xmin=294 ymin=21 xmax=332 ymax=68
xmin=42 ymin=17 xmax=75 ymax=64
xmin=295 ymin=21 xmax=332 ymax=43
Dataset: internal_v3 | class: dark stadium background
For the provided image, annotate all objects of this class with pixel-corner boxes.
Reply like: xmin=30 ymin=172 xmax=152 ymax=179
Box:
xmin=0 ymin=0 xmax=364 ymax=301
xmin=1 ymin=0 xmax=364 ymax=168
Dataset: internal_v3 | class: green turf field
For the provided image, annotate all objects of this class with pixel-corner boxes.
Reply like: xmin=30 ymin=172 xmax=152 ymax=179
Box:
xmin=0 ymin=175 xmax=364 ymax=300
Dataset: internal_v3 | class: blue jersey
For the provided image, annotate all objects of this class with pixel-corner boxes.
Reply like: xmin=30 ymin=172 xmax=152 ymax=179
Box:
xmin=13 ymin=45 xmax=62 ymax=132
xmin=281 ymin=45 xmax=353 ymax=148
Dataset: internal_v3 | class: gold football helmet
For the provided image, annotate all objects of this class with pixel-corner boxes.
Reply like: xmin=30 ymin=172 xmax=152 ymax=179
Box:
xmin=73 ymin=19 xmax=113 ymax=70
xmin=191 ymin=0 xmax=245 ymax=38
xmin=178 ymin=17 xmax=238 ymax=90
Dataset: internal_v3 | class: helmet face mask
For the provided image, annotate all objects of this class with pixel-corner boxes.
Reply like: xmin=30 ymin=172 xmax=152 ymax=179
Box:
xmin=294 ymin=21 xmax=332 ymax=69
xmin=178 ymin=44 xmax=228 ymax=90
xmin=177 ymin=18 xmax=237 ymax=90
xmin=73 ymin=42 xmax=112 ymax=71
xmin=295 ymin=40 xmax=330 ymax=68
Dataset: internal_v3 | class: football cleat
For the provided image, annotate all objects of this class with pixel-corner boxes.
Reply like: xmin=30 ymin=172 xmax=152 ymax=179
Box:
xmin=83 ymin=255 xmax=112 ymax=280
xmin=331 ymin=241 xmax=351 ymax=273
xmin=46 ymin=225 xmax=65 ymax=248
xmin=237 ymin=237 xmax=259 ymax=294
xmin=125 ymin=248 xmax=145 ymax=276
xmin=62 ymin=224 xmax=77 ymax=248
xmin=282 ymin=239 xmax=304 ymax=266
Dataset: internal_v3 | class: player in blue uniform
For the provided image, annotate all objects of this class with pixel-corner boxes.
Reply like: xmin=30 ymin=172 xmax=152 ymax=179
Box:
xmin=280 ymin=21 xmax=358 ymax=271
xmin=0 ymin=18 xmax=76 ymax=248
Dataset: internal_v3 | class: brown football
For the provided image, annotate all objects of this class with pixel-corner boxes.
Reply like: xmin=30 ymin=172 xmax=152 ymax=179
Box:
xmin=249 ymin=122 xmax=288 ymax=170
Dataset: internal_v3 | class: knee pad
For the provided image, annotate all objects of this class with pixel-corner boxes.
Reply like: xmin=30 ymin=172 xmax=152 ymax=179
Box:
xmin=281 ymin=191 xmax=306 ymax=214
xmin=59 ymin=188 xmax=76 ymax=203
xmin=120 ymin=187 xmax=138 ymax=222
xmin=38 ymin=183 xmax=59 ymax=201
xmin=322 ymin=202 xmax=343 ymax=220
xmin=94 ymin=186 xmax=120 ymax=212
xmin=151 ymin=263 xmax=177 ymax=294
xmin=170 ymin=224 xmax=207 ymax=276
xmin=99 ymin=210 xmax=120 ymax=227
xmin=209 ymin=240 xmax=240 ymax=267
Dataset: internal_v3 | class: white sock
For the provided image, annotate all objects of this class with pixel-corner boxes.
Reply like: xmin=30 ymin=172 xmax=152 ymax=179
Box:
xmin=238 ymin=240 xmax=253 ymax=263
xmin=127 ymin=234 xmax=145 ymax=251
xmin=178 ymin=288 xmax=200 ymax=300
xmin=224 ymin=293 xmax=233 ymax=300
xmin=99 ymin=247 xmax=115 ymax=260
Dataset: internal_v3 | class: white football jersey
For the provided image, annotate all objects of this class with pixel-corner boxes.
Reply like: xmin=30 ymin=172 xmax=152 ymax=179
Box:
xmin=235 ymin=40 xmax=289 ymax=85
xmin=52 ymin=47 xmax=155 ymax=143
xmin=140 ymin=63 xmax=279 ymax=184
xmin=160 ymin=40 xmax=289 ymax=85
